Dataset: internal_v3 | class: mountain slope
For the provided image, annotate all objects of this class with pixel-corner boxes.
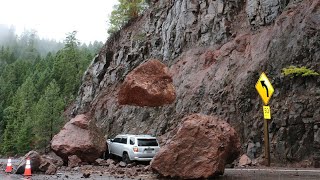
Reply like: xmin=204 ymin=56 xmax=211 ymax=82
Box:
xmin=73 ymin=0 xmax=319 ymax=165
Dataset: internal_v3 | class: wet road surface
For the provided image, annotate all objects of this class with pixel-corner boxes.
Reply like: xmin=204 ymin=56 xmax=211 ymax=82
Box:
xmin=1 ymin=168 xmax=320 ymax=180
xmin=1 ymin=159 xmax=320 ymax=179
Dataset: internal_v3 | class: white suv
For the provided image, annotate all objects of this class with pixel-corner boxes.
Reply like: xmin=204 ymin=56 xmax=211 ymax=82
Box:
xmin=107 ymin=134 xmax=160 ymax=163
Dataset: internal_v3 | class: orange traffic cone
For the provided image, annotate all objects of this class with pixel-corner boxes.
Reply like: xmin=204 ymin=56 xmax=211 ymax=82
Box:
xmin=5 ymin=158 xmax=13 ymax=173
xmin=23 ymin=158 xmax=32 ymax=176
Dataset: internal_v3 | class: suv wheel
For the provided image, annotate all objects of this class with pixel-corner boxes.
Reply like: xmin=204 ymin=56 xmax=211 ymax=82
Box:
xmin=104 ymin=150 xmax=110 ymax=160
xmin=122 ymin=152 xmax=131 ymax=164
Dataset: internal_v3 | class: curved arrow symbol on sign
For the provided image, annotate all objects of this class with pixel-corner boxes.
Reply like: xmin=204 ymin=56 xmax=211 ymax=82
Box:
xmin=260 ymin=80 xmax=269 ymax=97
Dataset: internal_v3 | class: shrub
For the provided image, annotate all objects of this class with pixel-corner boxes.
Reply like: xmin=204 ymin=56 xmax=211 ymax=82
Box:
xmin=107 ymin=0 xmax=149 ymax=35
xmin=282 ymin=66 xmax=319 ymax=77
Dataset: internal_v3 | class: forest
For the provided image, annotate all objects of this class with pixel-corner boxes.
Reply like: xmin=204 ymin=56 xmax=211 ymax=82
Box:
xmin=0 ymin=0 xmax=149 ymax=156
xmin=0 ymin=25 xmax=103 ymax=155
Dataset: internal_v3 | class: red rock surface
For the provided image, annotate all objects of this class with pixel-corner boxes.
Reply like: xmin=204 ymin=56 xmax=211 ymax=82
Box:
xmin=39 ymin=156 xmax=58 ymax=175
xmin=118 ymin=59 xmax=176 ymax=107
xmin=68 ymin=155 xmax=82 ymax=168
xmin=151 ymin=114 xmax=240 ymax=179
xmin=51 ymin=114 xmax=106 ymax=163
xmin=15 ymin=151 xmax=60 ymax=175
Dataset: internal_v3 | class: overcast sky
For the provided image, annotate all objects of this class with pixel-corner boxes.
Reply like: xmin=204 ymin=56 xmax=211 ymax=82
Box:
xmin=0 ymin=0 xmax=119 ymax=43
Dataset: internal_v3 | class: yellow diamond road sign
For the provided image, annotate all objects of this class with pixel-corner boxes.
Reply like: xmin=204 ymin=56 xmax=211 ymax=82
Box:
xmin=255 ymin=72 xmax=274 ymax=105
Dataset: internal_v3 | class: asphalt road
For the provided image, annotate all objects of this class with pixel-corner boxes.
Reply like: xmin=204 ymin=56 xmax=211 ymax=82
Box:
xmin=1 ymin=159 xmax=320 ymax=180
xmin=222 ymin=168 xmax=320 ymax=180
xmin=1 ymin=168 xmax=320 ymax=180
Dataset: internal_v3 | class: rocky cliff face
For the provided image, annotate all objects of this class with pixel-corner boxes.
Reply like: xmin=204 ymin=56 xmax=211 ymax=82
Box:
xmin=73 ymin=0 xmax=319 ymax=165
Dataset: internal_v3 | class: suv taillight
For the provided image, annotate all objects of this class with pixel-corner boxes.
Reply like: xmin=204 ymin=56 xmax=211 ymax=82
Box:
xmin=133 ymin=147 xmax=139 ymax=152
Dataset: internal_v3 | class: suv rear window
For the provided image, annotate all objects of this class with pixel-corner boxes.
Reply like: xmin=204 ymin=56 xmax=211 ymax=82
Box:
xmin=138 ymin=139 xmax=158 ymax=146
xmin=130 ymin=137 xmax=135 ymax=145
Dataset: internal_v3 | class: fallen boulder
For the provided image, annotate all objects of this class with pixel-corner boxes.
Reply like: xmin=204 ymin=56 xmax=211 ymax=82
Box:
xmin=46 ymin=151 xmax=64 ymax=167
xmin=39 ymin=156 xmax=58 ymax=175
xmin=16 ymin=151 xmax=41 ymax=174
xmin=16 ymin=151 xmax=59 ymax=175
xmin=51 ymin=114 xmax=106 ymax=163
xmin=151 ymin=114 xmax=240 ymax=179
xmin=118 ymin=59 xmax=176 ymax=107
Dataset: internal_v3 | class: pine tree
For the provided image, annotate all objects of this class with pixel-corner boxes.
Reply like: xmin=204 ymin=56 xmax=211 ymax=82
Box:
xmin=16 ymin=117 xmax=33 ymax=154
xmin=33 ymin=80 xmax=65 ymax=152
xmin=0 ymin=28 xmax=95 ymax=155
xmin=11 ymin=77 xmax=36 ymax=153
xmin=1 ymin=106 xmax=17 ymax=155
xmin=52 ymin=31 xmax=90 ymax=101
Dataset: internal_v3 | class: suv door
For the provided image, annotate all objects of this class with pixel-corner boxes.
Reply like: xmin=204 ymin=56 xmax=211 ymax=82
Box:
xmin=119 ymin=137 xmax=128 ymax=155
xmin=110 ymin=138 xmax=121 ymax=156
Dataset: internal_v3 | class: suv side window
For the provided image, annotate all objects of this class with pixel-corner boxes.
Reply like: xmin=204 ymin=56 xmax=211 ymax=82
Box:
xmin=130 ymin=137 xmax=135 ymax=145
xmin=120 ymin=138 xmax=127 ymax=144
xmin=113 ymin=138 xmax=121 ymax=143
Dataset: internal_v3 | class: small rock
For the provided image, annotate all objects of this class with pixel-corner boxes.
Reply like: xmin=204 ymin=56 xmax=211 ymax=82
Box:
xmin=95 ymin=158 xmax=108 ymax=166
xmin=106 ymin=159 xmax=115 ymax=165
xmin=239 ymin=154 xmax=252 ymax=167
xmin=68 ymin=155 xmax=82 ymax=168
xmin=45 ymin=164 xmax=57 ymax=175
xmin=117 ymin=169 xmax=125 ymax=174
xmin=128 ymin=168 xmax=138 ymax=176
xmin=83 ymin=171 xmax=91 ymax=178
xmin=225 ymin=163 xmax=235 ymax=168
xmin=119 ymin=161 xmax=127 ymax=167
xmin=95 ymin=158 xmax=104 ymax=164
xmin=109 ymin=163 xmax=116 ymax=169
xmin=143 ymin=165 xmax=151 ymax=172
xmin=127 ymin=163 xmax=134 ymax=168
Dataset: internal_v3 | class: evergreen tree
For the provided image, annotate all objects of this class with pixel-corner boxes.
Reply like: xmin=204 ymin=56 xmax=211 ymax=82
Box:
xmin=1 ymin=106 xmax=17 ymax=155
xmin=0 ymin=28 xmax=95 ymax=155
xmin=11 ymin=77 xmax=36 ymax=153
xmin=53 ymin=31 xmax=91 ymax=101
xmin=33 ymin=80 xmax=65 ymax=152
xmin=16 ymin=117 xmax=33 ymax=154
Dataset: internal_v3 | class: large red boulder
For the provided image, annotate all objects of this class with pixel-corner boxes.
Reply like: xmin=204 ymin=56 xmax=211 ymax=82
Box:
xmin=118 ymin=59 xmax=176 ymax=107
xmin=51 ymin=114 xmax=106 ymax=163
xmin=151 ymin=114 xmax=240 ymax=179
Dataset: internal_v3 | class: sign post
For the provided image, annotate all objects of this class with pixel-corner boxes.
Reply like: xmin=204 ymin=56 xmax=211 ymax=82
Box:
xmin=255 ymin=72 xmax=274 ymax=167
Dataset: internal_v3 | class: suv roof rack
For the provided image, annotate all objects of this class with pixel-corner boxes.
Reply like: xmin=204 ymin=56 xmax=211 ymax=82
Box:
xmin=117 ymin=134 xmax=152 ymax=136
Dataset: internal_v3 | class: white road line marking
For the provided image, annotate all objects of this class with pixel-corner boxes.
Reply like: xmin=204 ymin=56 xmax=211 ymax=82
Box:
xmin=226 ymin=168 xmax=320 ymax=173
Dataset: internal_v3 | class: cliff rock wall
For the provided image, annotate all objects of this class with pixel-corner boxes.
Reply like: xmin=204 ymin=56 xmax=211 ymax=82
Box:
xmin=73 ymin=0 xmax=319 ymax=164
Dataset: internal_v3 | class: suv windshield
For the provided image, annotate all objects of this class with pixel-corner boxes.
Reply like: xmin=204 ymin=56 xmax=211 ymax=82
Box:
xmin=138 ymin=139 xmax=158 ymax=146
